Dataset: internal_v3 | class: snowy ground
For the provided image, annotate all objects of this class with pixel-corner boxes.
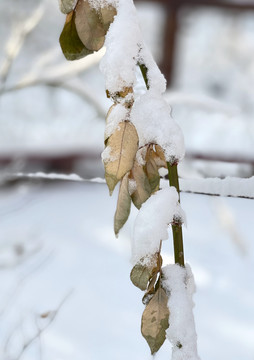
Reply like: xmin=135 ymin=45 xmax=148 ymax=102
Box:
xmin=0 ymin=181 xmax=253 ymax=360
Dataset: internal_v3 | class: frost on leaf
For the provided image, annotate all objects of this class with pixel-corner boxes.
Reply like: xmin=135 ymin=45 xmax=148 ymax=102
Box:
xmin=141 ymin=287 xmax=170 ymax=354
xmin=103 ymin=121 xmax=139 ymax=194
xmin=114 ymin=173 xmax=131 ymax=237
xmin=129 ymin=159 xmax=151 ymax=209
xmin=59 ymin=11 xmax=93 ymax=60
xmin=59 ymin=0 xmax=78 ymax=14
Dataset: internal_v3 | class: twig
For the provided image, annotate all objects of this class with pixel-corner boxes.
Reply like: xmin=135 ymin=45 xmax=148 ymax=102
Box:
xmin=14 ymin=290 xmax=73 ymax=360
xmin=0 ymin=4 xmax=44 ymax=89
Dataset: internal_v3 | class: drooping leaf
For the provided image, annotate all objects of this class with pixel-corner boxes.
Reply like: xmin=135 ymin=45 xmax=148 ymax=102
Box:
xmin=59 ymin=11 xmax=93 ymax=60
xmin=103 ymin=121 xmax=139 ymax=194
xmin=100 ymin=5 xmax=117 ymax=32
xmin=59 ymin=0 xmax=78 ymax=14
xmin=141 ymin=287 xmax=170 ymax=354
xmin=75 ymin=0 xmax=105 ymax=51
xmin=114 ymin=174 xmax=131 ymax=237
xmin=129 ymin=160 xmax=151 ymax=209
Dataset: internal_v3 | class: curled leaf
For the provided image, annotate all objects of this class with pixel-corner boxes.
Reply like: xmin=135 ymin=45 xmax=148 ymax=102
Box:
xmin=114 ymin=174 xmax=131 ymax=237
xmin=59 ymin=11 xmax=93 ymax=60
xmin=141 ymin=287 xmax=170 ymax=354
xmin=103 ymin=121 xmax=139 ymax=194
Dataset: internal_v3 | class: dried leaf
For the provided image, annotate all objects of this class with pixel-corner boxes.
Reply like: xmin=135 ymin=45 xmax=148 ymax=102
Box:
xmin=114 ymin=174 xmax=131 ymax=237
xmin=59 ymin=0 xmax=78 ymax=14
xmin=130 ymin=254 xmax=160 ymax=291
xmin=130 ymin=263 xmax=153 ymax=291
xmin=104 ymin=121 xmax=139 ymax=194
xmin=129 ymin=160 xmax=151 ymax=209
xmin=145 ymin=157 xmax=160 ymax=193
xmin=75 ymin=0 xmax=105 ymax=51
xmin=59 ymin=11 xmax=93 ymax=60
xmin=145 ymin=144 xmax=167 ymax=192
xmin=100 ymin=5 xmax=117 ymax=32
xmin=142 ymin=273 xmax=158 ymax=305
xmin=141 ymin=287 xmax=170 ymax=354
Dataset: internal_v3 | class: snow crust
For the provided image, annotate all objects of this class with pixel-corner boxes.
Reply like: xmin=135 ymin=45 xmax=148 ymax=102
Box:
xmin=163 ymin=264 xmax=200 ymax=360
xmin=131 ymin=91 xmax=185 ymax=163
xmin=132 ymin=187 xmax=185 ymax=264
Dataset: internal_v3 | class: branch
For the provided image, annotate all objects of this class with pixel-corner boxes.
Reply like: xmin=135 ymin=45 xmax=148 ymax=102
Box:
xmin=0 ymin=4 xmax=44 ymax=89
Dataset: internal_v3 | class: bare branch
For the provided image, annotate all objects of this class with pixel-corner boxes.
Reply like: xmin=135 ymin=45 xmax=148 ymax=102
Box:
xmin=0 ymin=5 xmax=45 ymax=88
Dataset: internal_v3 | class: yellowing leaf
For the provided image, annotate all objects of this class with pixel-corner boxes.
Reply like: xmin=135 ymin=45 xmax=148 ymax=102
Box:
xmin=75 ymin=0 xmax=105 ymax=51
xmin=59 ymin=11 xmax=93 ymax=60
xmin=129 ymin=160 xmax=151 ymax=209
xmin=104 ymin=121 xmax=139 ymax=194
xmin=114 ymin=174 xmax=131 ymax=237
xmin=141 ymin=287 xmax=170 ymax=354
xmin=59 ymin=0 xmax=77 ymax=14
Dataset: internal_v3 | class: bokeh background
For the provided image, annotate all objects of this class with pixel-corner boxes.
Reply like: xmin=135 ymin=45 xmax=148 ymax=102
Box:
xmin=0 ymin=1 xmax=253 ymax=359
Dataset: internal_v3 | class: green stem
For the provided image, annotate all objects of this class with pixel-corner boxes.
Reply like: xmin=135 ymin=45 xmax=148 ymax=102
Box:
xmin=139 ymin=62 xmax=185 ymax=267
xmin=167 ymin=163 xmax=185 ymax=267
xmin=138 ymin=63 xmax=149 ymax=90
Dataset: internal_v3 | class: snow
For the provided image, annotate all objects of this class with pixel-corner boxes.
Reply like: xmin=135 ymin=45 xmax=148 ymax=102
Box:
xmin=163 ymin=264 xmax=200 ymax=360
xmin=130 ymin=91 xmax=185 ymax=164
xmin=100 ymin=0 xmax=141 ymax=93
xmin=132 ymin=187 xmax=185 ymax=264
xmin=0 ymin=183 xmax=253 ymax=360
xmin=100 ymin=0 xmax=166 ymax=94
xmin=180 ymin=176 xmax=254 ymax=199
xmin=104 ymin=104 xmax=129 ymax=139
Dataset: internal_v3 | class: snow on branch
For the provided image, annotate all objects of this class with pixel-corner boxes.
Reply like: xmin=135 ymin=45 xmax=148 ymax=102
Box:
xmin=179 ymin=176 xmax=254 ymax=200
xmin=3 ymin=172 xmax=254 ymax=200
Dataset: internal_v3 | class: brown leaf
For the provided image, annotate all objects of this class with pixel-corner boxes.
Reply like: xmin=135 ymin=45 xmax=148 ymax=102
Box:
xmin=59 ymin=0 xmax=78 ymax=14
xmin=103 ymin=121 xmax=139 ymax=194
xmin=145 ymin=144 xmax=167 ymax=192
xmin=145 ymin=156 xmax=160 ymax=193
xmin=130 ymin=254 xmax=160 ymax=291
xmin=75 ymin=0 xmax=105 ymax=51
xmin=130 ymin=263 xmax=153 ymax=291
xmin=100 ymin=5 xmax=117 ymax=32
xmin=129 ymin=160 xmax=151 ymax=209
xmin=141 ymin=287 xmax=170 ymax=354
xmin=59 ymin=11 xmax=93 ymax=60
xmin=114 ymin=174 xmax=131 ymax=237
